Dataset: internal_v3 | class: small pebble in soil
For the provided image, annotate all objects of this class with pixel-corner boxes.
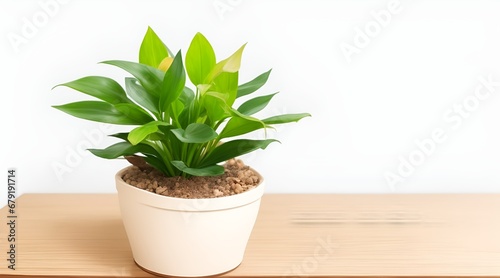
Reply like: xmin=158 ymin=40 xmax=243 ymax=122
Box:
xmin=121 ymin=159 xmax=261 ymax=198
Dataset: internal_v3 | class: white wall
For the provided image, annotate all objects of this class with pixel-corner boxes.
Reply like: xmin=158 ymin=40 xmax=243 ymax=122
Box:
xmin=1 ymin=0 xmax=500 ymax=205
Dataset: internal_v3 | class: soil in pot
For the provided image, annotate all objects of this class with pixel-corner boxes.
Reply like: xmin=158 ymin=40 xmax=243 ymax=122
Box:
xmin=121 ymin=159 xmax=261 ymax=199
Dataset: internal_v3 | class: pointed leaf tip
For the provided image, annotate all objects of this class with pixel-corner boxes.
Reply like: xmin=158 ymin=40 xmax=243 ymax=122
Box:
xmin=140 ymin=27 xmax=169 ymax=67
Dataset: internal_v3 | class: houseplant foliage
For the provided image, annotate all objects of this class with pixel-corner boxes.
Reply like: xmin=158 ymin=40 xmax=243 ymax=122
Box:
xmin=53 ymin=27 xmax=310 ymax=277
xmin=53 ymin=27 xmax=310 ymax=178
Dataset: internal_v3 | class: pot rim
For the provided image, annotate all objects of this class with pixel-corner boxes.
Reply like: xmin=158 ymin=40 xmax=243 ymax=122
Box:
xmin=115 ymin=166 xmax=265 ymax=212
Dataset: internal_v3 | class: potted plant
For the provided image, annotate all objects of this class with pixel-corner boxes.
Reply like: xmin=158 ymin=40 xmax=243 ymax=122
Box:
xmin=52 ymin=27 xmax=309 ymax=277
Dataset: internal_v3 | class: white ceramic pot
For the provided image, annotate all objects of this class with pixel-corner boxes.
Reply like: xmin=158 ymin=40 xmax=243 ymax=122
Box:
xmin=115 ymin=166 xmax=265 ymax=277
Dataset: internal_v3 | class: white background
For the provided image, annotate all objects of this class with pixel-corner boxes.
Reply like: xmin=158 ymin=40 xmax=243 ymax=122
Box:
xmin=1 ymin=0 xmax=500 ymax=206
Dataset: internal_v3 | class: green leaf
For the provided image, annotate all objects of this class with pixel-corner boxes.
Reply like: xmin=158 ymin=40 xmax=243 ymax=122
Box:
xmin=237 ymin=69 xmax=272 ymax=98
xmin=110 ymin=132 xmax=129 ymax=141
xmin=177 ymin=107 xmax=192 ymax=130
xmin=53 ymin=101 xmax=143 ymax=125
xmin=125 ymin=78 xmax=159 ymax=114
xmin=171 ymin=123 xmax=217 ymax=143
xmin=186 ymin=33 xmax=216 ymax=86
xmin=170 ymin=99 xmax=184 ymax=124
xmin=158 ymin=125 xmax=183 ymax=158
xmin=139 ymin=26 xmax=169 ymax=67
xmin=128 ymin=121 xmax=171 ymax=145
xmin=212 ymin=72 xmax=239 ymax=107
xmin=204 ymin=44 xmax=246 ymax=83
xmin=201 ymin=139 xmax=278 ymax=167
xmin=221 ymin=44 xmax=246 ymax=72
xmin=218 ymin=110 xmax=266 ymax=139
xmin=169 ymin=87 xmax=194 ymax=127
xmin=237 ymin=92 xmax=278 ymax=115
xmin=262 ymin=113 xmax=311 ymax=125
xmin=54 ymin=76 xmax=130 ymax=105
xmin=143 ymin=155 xmax=171 ymax=175
xmin=160 ymin=51 xmax=186 ymax=113
xmin=171 ymin=161 xmax=224 ymax=176
xmin=197 ymin=83 xmax=211 ymax=95
xmin=180 ymin=87 xmax=195 ymax=106
xmin=88 ymin=142 xmax=159 ymax=159
xmin=114 ymin=103 xmax=154 ymax=124
xmin=101 ymin=60 xmax=164 ymax=97
xmin=203 ymin=92 xmax=230 ymax=124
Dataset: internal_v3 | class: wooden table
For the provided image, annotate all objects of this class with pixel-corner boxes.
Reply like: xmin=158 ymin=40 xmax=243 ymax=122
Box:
xmin=1 ymin=194 xmax=500 ymax=277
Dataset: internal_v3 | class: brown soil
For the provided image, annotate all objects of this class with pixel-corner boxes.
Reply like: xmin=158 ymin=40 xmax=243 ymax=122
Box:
xmin=121 ymin=159 xmax=261 ymax=199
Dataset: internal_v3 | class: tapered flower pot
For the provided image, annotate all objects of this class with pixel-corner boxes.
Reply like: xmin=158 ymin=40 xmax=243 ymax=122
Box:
xmin=115 ymin=166 xmax=265 ymax=277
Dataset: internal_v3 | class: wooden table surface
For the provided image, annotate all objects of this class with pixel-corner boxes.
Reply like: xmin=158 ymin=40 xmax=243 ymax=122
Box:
xmin=1 ymin=194 xmax=500 ymax=277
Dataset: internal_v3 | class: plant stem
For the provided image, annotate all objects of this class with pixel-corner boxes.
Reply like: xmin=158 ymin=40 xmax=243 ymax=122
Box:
xmin=148 ymin=141 xmax=176 ymax=176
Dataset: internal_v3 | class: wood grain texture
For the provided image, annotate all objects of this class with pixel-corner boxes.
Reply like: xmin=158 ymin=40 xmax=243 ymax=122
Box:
xmin=1 ymin=194 xmax=500 ymax=277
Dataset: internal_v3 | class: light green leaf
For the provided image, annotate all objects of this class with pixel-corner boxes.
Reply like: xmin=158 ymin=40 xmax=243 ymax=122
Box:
xmin=186 ymin=32 xmax=216 ymax=86
xmin=204 ymin=43 xmax=246 ymax=83
xmin=53 ymin=101 xmax=143 ymax=125
xmin=101 ymin=60 xmax=164 ymax=97
xmin=201 ymin=139 xmax=278 ymax=167
xmin=128 ymin=121 xmax=171 ymax=145
xmin=54 ymin=76 xmax=130 ymax=105
xmin=171 ymin=123 xmax=217 ymax=144
xmin=197 ymin=84 xmax=211 ymax=95
xmin=171 ymin=161 xmax=224 ymax=176
xmin=160 ymin=51 xmax=186 ymax=112
xmin=222 ymin=43 xmax=246 ymax=72
xmin=139 ymin=27 xmax=169 ymax=67
xmin=212 ymin=72 xmax=239 ymax=107
xmin=125 ymin=78 xmax=159 ymax=114
xmin=262 ymin=113 xmax=311 ymax=125
xmin=203 ymin=92 xmax=231 ymax=123
xmin=237 ymin=92 xmax=278 ymax=115
xmin=114 ymin=103 xmax=154 ymax=124
xmin=237 ymin=69 xmax=271 ymax=98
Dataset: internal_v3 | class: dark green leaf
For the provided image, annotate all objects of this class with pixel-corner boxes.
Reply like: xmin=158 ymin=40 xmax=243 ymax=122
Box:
xmin=53 ymin=101 xmax=142 ymax=125
xmin=186 ymin=33 xmax=216 ymax=86
xmin=160 ymin=51 xmax=186 ymax=113
xmin=139 ymin=26 xmax=169 ymax=67
xmin=114 ymin=103 xmax=154 ymax=124
xmin=262 ymin=113 xmax=311 ymax=125
xmin=144 ymin=155 xmax=171 ymax=175
xmin=180 ymin=87 xmax=195 ymax=107
xmin=101 ymin=60 xmax=164 ymax=97
xmin=219 ymin=112 xmax=266 ymax=139
xmin=237 ymin=92 xmax=278 ymax=115
xmin=110 ymin=133 xmax=129 ymax=141
xmin=237 ymin=69 xmax=272 ymax=98
xmin=125 ymin=78 xmax=159 ymax=114
xmin=174 ymin=87 xmax=196 ymax=128
xmin=201 ymin=139 xmax=278 ymax=167
xmin=158 ymin=125 xmax=183 ymax=158
xmin=88 ymin=141 xmax=159 ymax=159
xmin=171 ymin=160 xmax=224 ymax=176
xmin=170 ymin=99 xmax=184 ymax=125
xmin=171 ymin=123 xmax=217 ymax=143
xmin=54 ymin=76 xmax=130 ymax=105
xmin=177 ymin=107 xmax=192 ymax=130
